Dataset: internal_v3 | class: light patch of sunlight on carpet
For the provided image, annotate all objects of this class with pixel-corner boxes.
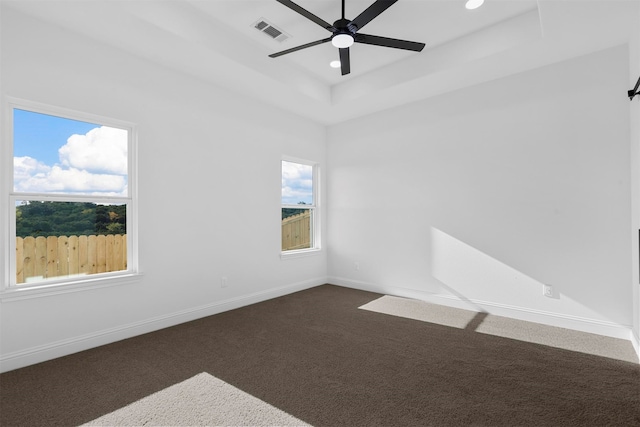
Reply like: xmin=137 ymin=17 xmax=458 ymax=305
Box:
xmin=82 ymin=372 xmax=311 ymax=426
xmin=359 ymin=295 xmax=638 ymax=363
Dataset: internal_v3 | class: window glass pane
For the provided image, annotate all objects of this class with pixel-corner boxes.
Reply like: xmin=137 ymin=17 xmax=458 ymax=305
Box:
xmin=13 ymin=109 xmax=128 ymax=196
xmin=281 ymin=161 xmax=313 ymax=205
xmin=282 ymin=208 xmax=312 ymax=251
xmin=15 ymin=200 xmax=127 ymax=285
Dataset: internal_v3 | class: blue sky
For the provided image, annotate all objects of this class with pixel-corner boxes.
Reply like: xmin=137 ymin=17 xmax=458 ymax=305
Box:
xmin=14 ymin=109 xmax=99 ymax=166
xmin=13 ymin=109 xmax=128 ymax=196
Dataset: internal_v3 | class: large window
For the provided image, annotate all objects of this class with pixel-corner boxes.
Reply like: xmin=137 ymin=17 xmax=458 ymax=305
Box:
xmin=281 ymin=159 xmax=318 ymax=253
xmin=3 ymin=99 xmax=137 ymax=295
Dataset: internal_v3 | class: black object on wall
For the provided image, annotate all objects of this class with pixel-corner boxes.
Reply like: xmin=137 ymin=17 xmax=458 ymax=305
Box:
xmin=629 ymin=76 xmax=640 ymax=100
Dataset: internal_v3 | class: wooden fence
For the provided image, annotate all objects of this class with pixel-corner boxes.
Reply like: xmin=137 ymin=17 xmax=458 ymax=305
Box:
xmin=15 ymin=214 xmax=310 ymax=282
xmin=16 ymin=234 xmax=127 ymax=284
xmin=282 ymin=210 xmax=311 ymax=251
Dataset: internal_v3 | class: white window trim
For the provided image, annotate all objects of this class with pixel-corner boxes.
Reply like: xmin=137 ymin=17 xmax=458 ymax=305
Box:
xmin=1 ymin=97 xmax=141 ymax=300
xmin=280 ymin=156 xmax=321 ymax=258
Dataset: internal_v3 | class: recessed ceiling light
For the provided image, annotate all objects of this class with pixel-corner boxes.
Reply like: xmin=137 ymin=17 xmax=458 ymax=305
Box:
xmin=465 ymin=0 xmax=484 ymax=10
xmin=330 ymin=60 xmax=341 ymax=68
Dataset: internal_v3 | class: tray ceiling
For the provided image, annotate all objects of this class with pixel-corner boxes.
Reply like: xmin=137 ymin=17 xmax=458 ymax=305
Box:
xmin=2 ymin=1 xmax=637 ymax=124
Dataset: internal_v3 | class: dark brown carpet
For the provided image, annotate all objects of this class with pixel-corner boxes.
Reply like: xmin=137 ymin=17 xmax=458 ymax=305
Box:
xmin=1 ymin=284 xmax=639 ymax=426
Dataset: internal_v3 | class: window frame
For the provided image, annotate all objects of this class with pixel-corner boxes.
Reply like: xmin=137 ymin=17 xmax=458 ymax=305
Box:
xmin=1 ymin=97 xmax=140 ymax=300
xmin=280 ymin=156 xmax=321 ymax=257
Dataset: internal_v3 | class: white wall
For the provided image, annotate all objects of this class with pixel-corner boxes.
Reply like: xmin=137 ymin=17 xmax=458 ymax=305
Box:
xmin=630 ymin=1 xmax=640 ymax=355
xmin=0 ymin=8 xmax=327 ymax=372
xmin=327 ymin=45 xmax=635 ymax=341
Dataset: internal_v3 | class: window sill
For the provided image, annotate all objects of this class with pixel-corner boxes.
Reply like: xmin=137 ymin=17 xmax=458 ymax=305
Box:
xmin=0 ymin=272 xmax=143 ymax=302
xmin=280 ymin=248 xmax=322 ymax=260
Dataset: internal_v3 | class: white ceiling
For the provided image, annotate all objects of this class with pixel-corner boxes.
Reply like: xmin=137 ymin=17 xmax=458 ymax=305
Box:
xmin=189 ymin=0 xmax=538 ymax=84
xmin=3 ymin=0 xmax=638 ymax=125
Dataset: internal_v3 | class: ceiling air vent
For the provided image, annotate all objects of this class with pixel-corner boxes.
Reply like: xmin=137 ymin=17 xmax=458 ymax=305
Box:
xmin=252 ymin=18 xmax=290 ymax=42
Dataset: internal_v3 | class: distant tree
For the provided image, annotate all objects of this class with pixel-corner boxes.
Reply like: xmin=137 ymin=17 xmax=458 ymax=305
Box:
xmin=106 ymin=222 xmax=125 ymax=235
xmin=16 ymin=201 xmax=127 ymax=237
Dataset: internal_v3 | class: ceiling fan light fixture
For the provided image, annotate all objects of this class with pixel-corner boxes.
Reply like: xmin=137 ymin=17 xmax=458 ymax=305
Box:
xmin=332 ymin=33 xmax=354 ymax=48
xmin=465 ymin=0 xmax=484 ymax=10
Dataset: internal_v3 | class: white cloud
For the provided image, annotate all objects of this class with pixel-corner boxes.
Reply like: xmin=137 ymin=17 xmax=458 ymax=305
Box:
xmin=282 ymin=161 xmax=311 ymax=181
xmin=13 ymin=156 xmax=51 ymax=188
xmin=59 ymin=126 xmax=127 ymax=175
xmin=15 ymin=165 xmax=127 ymax=195
xmin=282 ymin=161 xmax=313 ymax=205
xmin=13 ymin=126 xmax=128 ymax=196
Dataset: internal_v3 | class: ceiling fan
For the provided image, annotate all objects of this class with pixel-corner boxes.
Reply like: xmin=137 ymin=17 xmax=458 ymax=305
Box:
xmin=269 ymin=0 xmax=425 ymax=76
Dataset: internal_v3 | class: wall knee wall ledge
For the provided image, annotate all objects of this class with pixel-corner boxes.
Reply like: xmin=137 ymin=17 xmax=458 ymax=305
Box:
xmin=0 ymin=277 xmax=325 ymax=373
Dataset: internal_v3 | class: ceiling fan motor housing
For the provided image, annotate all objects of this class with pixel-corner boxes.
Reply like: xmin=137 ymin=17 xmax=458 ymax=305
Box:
xmin=334 ymin=18 xmax=358 ymax=35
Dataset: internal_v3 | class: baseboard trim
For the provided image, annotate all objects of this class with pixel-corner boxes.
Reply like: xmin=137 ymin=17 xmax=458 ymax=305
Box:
xmin=330 ymin=277 xmax=635 ymax=343
xmin=0 ymin=278 xmax=323 ymax=373
xmin=632 ymin=332 xmax=640 ymax=361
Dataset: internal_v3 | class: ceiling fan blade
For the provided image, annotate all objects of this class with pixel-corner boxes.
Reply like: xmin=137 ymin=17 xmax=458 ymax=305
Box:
xmin=355 ymin=33 xmax=425 ymax=52
xmin=350 ymin=0 xmax=398 ymax=31
xmin=269 ymin=38 xmax=332 ymax=58
xmin=275 ymin=0 xmax=336 ymax=32
xmin=339 ymin=47 xmax=350 ymax=75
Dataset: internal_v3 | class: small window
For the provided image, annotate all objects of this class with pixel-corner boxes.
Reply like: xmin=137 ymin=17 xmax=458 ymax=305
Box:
xmin=5 ymin=101 xmax=137 ymax=292
xmin=281 ymin=159 xmax=318 ymax=252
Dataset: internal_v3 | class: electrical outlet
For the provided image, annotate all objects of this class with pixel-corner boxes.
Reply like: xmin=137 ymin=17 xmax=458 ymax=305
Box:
xmin=542 ymin=284 xmax=553 ymax=298
xmin=221 ymin=277 xmax=228 ymax=288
